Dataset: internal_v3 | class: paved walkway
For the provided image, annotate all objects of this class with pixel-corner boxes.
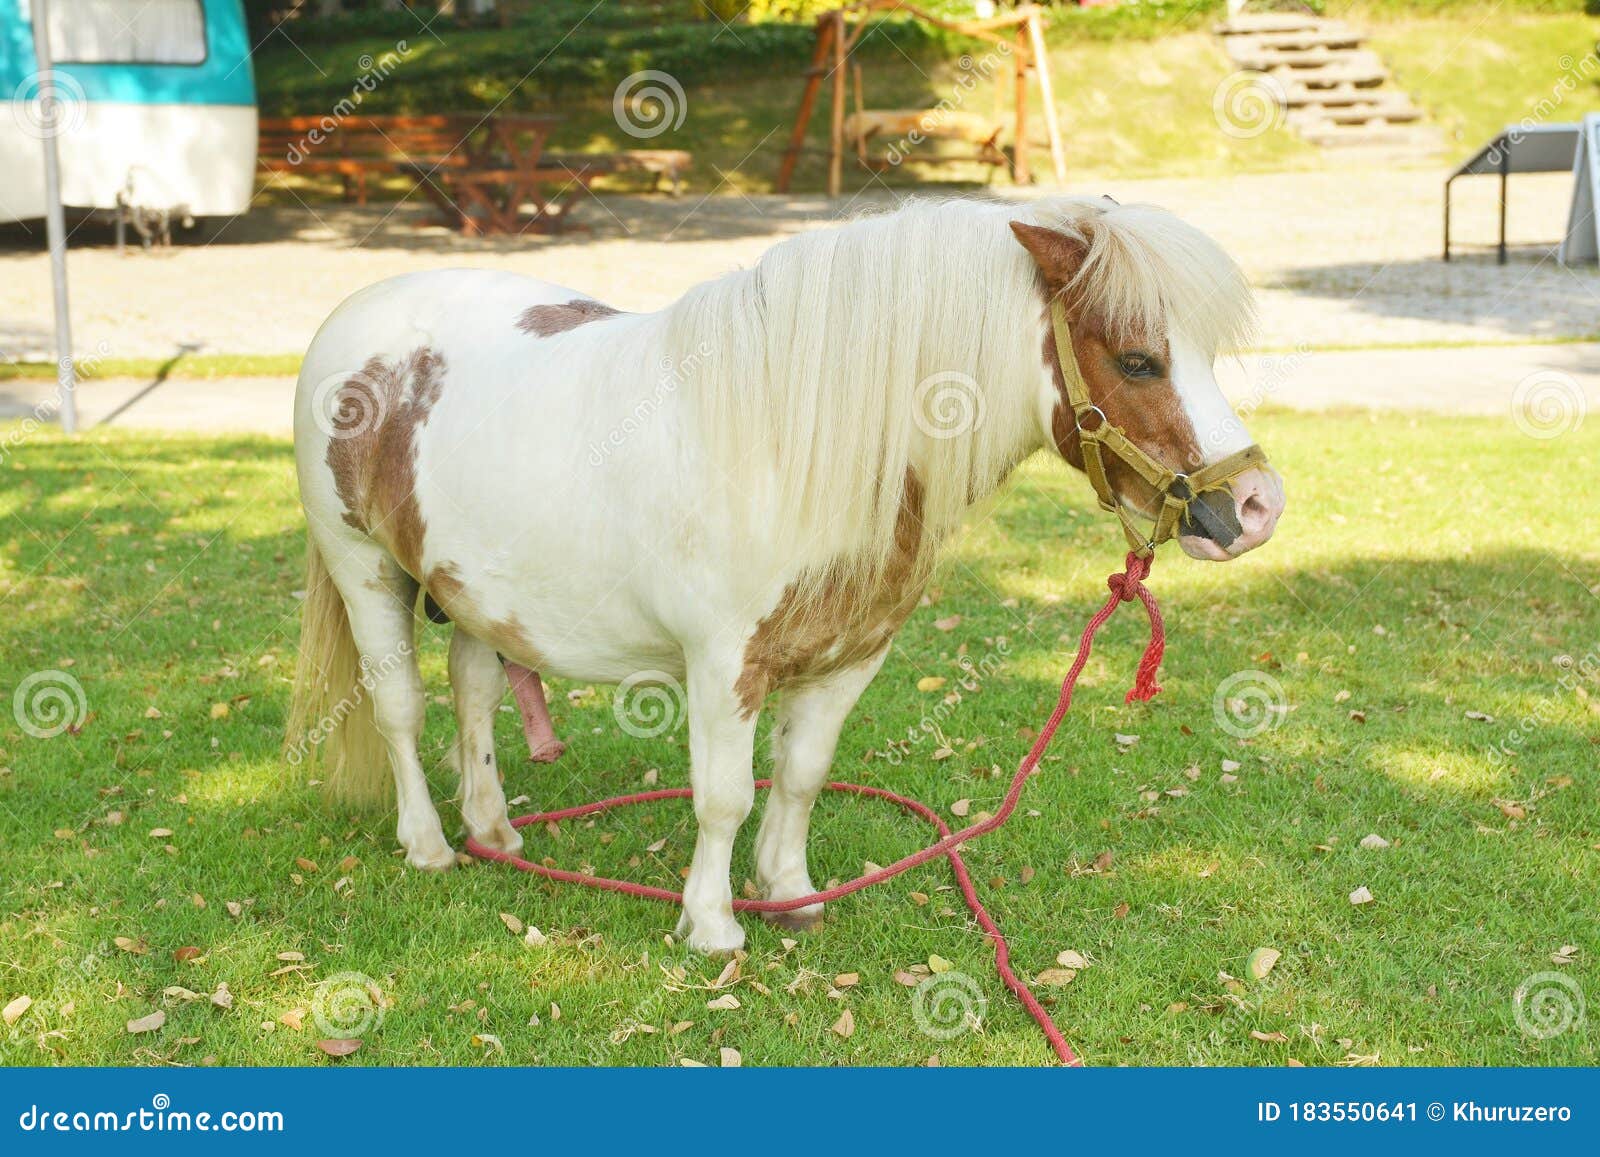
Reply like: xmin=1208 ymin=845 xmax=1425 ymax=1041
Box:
xmin=6 ymin=342 xmax=1594 ymax=435
xmin=1 ymin=168 xmax=1596 ymax=362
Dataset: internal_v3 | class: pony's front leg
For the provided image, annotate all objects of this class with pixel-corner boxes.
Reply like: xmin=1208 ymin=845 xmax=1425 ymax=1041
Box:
xmin=754 ymin=649 xmax=887 ymax=931
xmin=676 ymin=657 xmax=758 ymax=955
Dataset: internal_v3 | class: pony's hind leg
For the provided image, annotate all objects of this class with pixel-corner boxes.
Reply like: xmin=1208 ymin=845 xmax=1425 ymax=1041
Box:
xmin=450 ymin=630 xmax=523 ymax=854
xmin=754 ymin=649 xmax=889 ymax=932
xmin=324 ymin=537 xmax=454 ymax=871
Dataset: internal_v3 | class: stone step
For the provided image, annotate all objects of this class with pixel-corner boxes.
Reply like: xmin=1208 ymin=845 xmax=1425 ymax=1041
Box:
xmin=1297 ymin=123 xmax=1433 ymax=149
xmin=1282 ymin=81 xmax=1378 ymax=107
xmin=1276 ymin=61 xmax=1390 ymax=91
xmin=1229 ymin=26 xmax=1365 ymax=52
xmin=1214 ymin=13 xmax=1327 ymax=35
xmin=1291 ymin=98 xmax=1424 ymax=126
xmin=1226 ymin=44 xmax=1381 ymax=71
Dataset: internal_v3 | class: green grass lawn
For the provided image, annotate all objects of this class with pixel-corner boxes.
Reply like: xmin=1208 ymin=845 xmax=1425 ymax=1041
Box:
xmin=1371 ymin=12 xmax=1600 ymax=159
xmin=1 ymin=411 xmax=1596 ymax=1066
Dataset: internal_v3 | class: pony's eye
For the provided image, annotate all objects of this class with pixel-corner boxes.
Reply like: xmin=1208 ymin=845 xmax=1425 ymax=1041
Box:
xmin=1116 ymin=352 xmax=1164 ymax=380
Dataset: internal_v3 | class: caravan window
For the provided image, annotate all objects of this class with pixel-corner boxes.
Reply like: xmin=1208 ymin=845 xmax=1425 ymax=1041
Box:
xmin=29 ymin=0 xmax=209 ymax=66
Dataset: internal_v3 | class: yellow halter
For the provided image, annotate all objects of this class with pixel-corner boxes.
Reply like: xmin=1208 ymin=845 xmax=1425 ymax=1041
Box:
xmin=1050 ymin=299 xmax=1269 ymax=558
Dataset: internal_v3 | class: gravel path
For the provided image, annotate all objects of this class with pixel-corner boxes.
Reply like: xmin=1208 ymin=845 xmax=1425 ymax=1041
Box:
xmin=1 ymin=167 xmax=1595 ymax=362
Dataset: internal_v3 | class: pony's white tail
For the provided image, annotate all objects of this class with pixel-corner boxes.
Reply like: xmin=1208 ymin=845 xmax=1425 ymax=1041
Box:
xmin=285 ymin=536 xmax=391 ymax=806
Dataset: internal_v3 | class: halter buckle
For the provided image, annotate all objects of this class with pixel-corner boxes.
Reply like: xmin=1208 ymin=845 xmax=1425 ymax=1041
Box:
xmin=1075 ymin=405 xmax=1107 ymax=435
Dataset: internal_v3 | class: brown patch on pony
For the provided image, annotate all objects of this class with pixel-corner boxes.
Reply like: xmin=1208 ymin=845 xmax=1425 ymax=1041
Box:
xmin=516 ymin=298 xmax=622 ymax=337
xmin=1009 ymin=220 xmax=1202 ymax=515
xmin=323 ymin=348 xmax=446 ymax=575
xmin=734 ymin=472 xmax=928 ymax=718
xmin=426 ymin=562 xmax=543 ymax=669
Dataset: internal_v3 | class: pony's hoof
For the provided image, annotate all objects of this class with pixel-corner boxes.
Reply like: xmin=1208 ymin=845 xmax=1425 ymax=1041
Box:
xmin=761 ymin=904 xmax=825 ymax=934
xmin=469 ymin=818 xmax=523 ymax=855
xmin=676 ymin=910 xmax=746 ymax=956
xmin=527 ymin=738 xmax=566 ymax=764
xmin=405 ymin=842 xmax=457 ymax=872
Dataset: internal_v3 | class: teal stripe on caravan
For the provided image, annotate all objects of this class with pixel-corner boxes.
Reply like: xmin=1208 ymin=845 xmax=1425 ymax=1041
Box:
xmin=0 ymin=0 xmax=254 ymax=107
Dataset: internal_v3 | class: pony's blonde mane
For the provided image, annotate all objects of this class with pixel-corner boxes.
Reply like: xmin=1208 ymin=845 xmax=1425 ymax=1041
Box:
xmin=661 ymin=195 xmax=1254 ymax=603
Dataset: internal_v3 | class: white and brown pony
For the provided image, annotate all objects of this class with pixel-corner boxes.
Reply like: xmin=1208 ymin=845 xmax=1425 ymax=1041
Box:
xmin=287 ymin=196 xmax=1284 ymax=954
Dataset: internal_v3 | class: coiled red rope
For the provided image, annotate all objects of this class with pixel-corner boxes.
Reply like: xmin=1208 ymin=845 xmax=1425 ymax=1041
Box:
xmin=467 ymin=551 xmax=1166 ymax=1067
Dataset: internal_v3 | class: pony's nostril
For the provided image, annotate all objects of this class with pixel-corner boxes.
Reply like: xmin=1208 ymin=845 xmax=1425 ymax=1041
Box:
xmin=1238 ymin=492 xmax=1271 ymax=534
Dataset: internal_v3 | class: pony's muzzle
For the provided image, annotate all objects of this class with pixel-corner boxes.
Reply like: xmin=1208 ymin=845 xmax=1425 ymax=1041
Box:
xmin=1178 ymin=466 xmax=1284 ymax=561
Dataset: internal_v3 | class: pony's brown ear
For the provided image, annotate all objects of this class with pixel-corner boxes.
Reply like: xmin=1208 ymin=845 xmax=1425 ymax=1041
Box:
xmin=1009 ymin=221 xmax=1089 ymax=290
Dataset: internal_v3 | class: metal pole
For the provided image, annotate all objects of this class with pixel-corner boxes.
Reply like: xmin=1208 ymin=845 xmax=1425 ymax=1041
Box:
xmin=30 ymin=0 xmax=78 ymax=435
xmin=1442 ymin=175 xmax=1453 ymax=262
xmin=1497 ymin=144 xmax=1509 ymax=267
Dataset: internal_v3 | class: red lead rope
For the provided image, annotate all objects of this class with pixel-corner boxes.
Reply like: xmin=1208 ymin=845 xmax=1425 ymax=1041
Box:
xmin=466 ymin=551 xmax=1166 ymax=1067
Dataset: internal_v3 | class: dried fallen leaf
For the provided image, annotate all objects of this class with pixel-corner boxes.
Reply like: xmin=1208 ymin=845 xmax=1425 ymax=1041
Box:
xmin=1349 ymin=885 xmax=1375 ymax=906
xmin=523 ymin=926 xmax=548 ymax=947
xmin=831 ymin=1009 xmax=856 ymax=1039
xmin=1056 ymin=950 xmax=1089 ymax=970
xmin=1358 ymin=833 xmax=1391 ymax=850
xmin=210 ymin=983 xmax=233 ymax=1010
xmin=916 ymin=676 xmax=946 ymax=693
xmin=927 ymin=954 xmax=953 ymax=974
xmin=3 ymin=995 xmax=32 ymax=1026
xmin=834 ymin=973 xmax=860 ymax=988
xmin=1552 ymin=945 xmax=1579 ymax=965
xmin=499 ymin=912 xmax=524 ymax=936
xmin=209 ymin=702 xmax=230 ymax=720
xmin=148 ymin=828 xmax=174 ymax=839
xmin=1250 ymin=1029 xmax=1289 ymax=1044
xmin=706 ymin=994 xmax=741 ymax=1011
xmin=280 ymin=1009 xmax=306 ymax=1031
xmin=719 ymin=1046 xmax=742 ymax=1067
xmin=949 ymin=799 xmax=971 ymax=817
xmin=1034 ymin=968 xmax=1076 ymax=987
xmin=114 ymin=936 xmax=148 ymax=956
xmin=471 ymin=1034 xmax=504 ymax=1054
xmin=126 ymin=1010 xmax=166 ymax=1035
xmin=933 ymin=615 xmax=962 ymax=632
xmin=315 ymin=1038 xmax=361 ymax=1057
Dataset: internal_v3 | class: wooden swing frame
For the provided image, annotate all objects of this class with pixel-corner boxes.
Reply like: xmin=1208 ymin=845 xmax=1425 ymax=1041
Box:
xmin=774 ymin=0 xmax=1067 ymax=195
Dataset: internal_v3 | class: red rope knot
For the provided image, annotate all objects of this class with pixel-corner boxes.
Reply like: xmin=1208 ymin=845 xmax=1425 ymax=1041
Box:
xmin=1105 ymin=551 xmax=1152 ymax=602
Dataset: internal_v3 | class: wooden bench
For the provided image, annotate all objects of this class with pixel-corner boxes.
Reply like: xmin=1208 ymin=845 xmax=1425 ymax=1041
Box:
xmin=257 ymin=113 xmax=588 ymax=234
xmin=258 ymin=115 xmax=470 ymax=206
xmin=541 ymin=150 xmax=692 ymax=195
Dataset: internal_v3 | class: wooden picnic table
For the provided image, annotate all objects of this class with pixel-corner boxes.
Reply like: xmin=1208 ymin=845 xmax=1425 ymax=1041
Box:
xmin=258 ymin=112 xmax=591 ymax=235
